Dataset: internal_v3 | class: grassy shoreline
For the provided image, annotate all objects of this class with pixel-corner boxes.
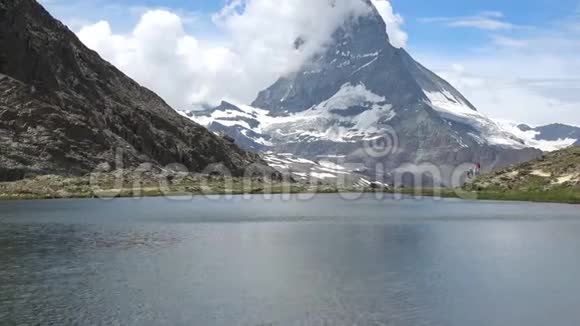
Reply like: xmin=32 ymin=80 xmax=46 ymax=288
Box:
xmin=1 ymin=170 xmax=579 ymax=204
xmin=0 ymin=174 xmax=349 ymax=201
xmin=460 ymin=146 xmax=580 ymax=204
xmin=1 ymin=182 xmax=579 ymax=204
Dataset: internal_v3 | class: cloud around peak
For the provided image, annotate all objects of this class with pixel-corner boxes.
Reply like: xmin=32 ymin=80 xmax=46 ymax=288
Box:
xmin=76 ymin=0 xmax=406 ymax=109
xmin=371 ymin=0 xmax=408 ymax=48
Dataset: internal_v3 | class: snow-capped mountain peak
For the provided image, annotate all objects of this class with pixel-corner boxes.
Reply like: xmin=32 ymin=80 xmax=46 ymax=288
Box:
xmin=186 ymin=0 xmax=541 ymax=185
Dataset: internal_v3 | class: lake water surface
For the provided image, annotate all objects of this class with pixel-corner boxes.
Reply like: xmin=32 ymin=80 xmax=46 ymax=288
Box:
xmin=1 ymin=194 xmax=580 ymax=325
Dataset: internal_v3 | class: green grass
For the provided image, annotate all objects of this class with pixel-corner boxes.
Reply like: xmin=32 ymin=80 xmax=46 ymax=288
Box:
xmin=475 ymin=188 xmax=580 ymax=204
xmin=459 ymin=146 xmax=580 ymax=204
xmin=1 ymin=176 xmax=579 ymax=204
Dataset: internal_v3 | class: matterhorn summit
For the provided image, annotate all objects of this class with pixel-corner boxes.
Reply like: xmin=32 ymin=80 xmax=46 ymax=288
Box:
xmin=187 ymin=0 xmax=540 ymax=185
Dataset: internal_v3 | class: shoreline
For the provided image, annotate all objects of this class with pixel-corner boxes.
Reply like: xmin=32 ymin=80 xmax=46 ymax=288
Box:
xmin=1 ymin=187 xmax=579 ymax=205
xmin=1 ymin=173 xmax=579 ymax=204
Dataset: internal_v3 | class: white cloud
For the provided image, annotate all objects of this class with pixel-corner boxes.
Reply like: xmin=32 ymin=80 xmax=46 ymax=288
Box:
xmin=421 ymin=51 xmax=580 ymax=126
xmin=415 ymin=11 xmax=580 ymax=126
xmin=78 ymin=11 xmax=202 ymax=108
xmin=420 ymin=11 xmax=522 ymax=31
xmin=72 ymin=0 xmax=579 ymax=127
xmin=76 ymin=0 xmax=389 ymax=109
xmin=457 ymin=80 xmax=579 ymax=126
xmin=490 ymin=35 xmax=529 ymax=48
xmin=212 ymin=0 xmax=371 ymax=84
xmin=370 ymin=0 xmax=408 ymax=48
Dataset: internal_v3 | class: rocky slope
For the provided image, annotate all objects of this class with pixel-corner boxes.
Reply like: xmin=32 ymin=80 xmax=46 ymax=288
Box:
xmin=262 ymin=152 xmax=375 ymax=187
xmin=467 ymin=146 xmax=580 ymax=193
xmin=0 ymin=0 xmax=276 ymax=181
xmin=187 ymin=0 xmax=540 ymax=186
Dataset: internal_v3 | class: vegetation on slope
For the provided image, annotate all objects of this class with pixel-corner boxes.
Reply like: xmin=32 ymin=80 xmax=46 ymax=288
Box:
xmin=0 ymin=171 xmax=343 ymax=200
xmin=464 ymin=146 xmax=580 ymax=203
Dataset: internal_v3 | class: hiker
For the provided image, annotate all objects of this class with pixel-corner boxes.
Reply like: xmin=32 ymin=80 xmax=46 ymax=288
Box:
xmin=476 ymin=162 xmax=482 ymax=176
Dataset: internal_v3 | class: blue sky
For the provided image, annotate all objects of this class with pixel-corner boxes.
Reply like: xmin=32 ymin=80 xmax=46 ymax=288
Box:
xmin=39 ymin=0 xmax=580 ymax=125
xmin=395 ymin=0 xmax=579 ymax=54
xmin=42 ymin=0 xmax=579 ymax=47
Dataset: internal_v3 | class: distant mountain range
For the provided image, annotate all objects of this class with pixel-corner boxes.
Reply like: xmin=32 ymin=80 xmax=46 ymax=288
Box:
xmin=497 ymin=121 xmax=580 ymax=151
xmin=186 ymin=0 xmax=541 ymax=186
xmin=0 ymin=0 xmax=276 ymax=181
xmin=519 ymin=123 xmax=580 ymax=146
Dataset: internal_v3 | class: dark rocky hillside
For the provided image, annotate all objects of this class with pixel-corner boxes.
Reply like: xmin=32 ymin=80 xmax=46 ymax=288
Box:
xmin=0 ymin=0 xmax=276 ymax=181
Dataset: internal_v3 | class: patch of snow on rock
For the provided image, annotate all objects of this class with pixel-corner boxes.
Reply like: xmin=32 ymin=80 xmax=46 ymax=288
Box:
xmin=263 ymin=83 xmax=395 ymax=142
xmin=424 ymin=90 xmax=526 ymax=149
xmin=262 ymin=152 xmax=373 ymax=186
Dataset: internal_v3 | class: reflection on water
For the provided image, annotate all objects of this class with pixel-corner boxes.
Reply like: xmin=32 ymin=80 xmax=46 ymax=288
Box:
xmin=1 ymin=195 xmax=580 ymax=325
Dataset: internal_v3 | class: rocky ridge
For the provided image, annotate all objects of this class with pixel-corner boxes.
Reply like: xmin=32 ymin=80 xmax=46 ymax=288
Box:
xmin=0 ymin=0 xmax=277 ymax=181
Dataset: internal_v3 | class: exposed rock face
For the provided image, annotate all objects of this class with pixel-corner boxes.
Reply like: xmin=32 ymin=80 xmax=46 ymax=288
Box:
xmin=187 ymin=0 xmax=541 ymax=185
xmin=0 ymin=0 xmax=277 ymax=181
